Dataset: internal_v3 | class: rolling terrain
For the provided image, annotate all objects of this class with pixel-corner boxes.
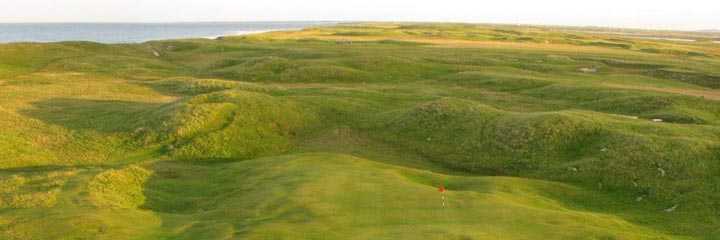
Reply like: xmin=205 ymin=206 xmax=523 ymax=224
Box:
xmin=1 ymin=23 xmax=720 ymax=239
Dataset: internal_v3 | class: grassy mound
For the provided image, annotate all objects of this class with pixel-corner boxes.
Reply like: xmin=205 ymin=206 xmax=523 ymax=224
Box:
xmin=159 ymin=90 xmax=317 ymax=161
xmin=440 ymin=71 xmax=554 ymax=91
xmin=380 ymin=98 xmax=720 ymax=216
xmin=3 ymin=23 xmax=720 ymax=239
xmin=0 ymin=153 xmax=693 ymax=239
xmin=148 ymin=78 xmax=285 ymax=95
xmin=89 ymin=166 xmax=152 ymax=209
xmin=586 ymin=95 xmax=720 ymax=124
xmin=211 ymin=56 xmax=377 ymax=83
xmin=379 ymin=98 xmax=601 ymax=173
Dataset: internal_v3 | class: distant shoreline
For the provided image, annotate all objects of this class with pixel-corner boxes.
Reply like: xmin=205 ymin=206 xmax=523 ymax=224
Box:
xmin=208 ymin=28 xmax=296 ymax=39
xmin=0 ymin=22 xmax=337 ymax=44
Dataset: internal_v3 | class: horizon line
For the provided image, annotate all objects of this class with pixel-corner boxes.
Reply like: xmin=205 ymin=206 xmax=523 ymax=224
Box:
xmin=0 ymin=20 xmax=717 ymax=32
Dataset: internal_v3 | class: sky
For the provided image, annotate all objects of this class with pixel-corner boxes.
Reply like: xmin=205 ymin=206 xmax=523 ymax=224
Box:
xmin=0 ymin=0 xmax=718 ymax=30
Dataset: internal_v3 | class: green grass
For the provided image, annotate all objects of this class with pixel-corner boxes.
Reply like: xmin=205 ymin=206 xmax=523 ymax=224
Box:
xmin=0 ymin=153 xmax=694 ymax=239
xmin=1 ymin=23 xmax=720 ymax=239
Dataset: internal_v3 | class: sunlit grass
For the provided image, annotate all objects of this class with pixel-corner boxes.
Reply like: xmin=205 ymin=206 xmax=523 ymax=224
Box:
xmin=1 ymin=22 xmax=719 ymax=239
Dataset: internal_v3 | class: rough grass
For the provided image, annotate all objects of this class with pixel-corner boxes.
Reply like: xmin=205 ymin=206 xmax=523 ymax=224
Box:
xmin=0 ymin=154 xmax=692 ymax=239
xmin=378 ymin=98 xmax=720 ymax=216
xmin=89 ymin=166 xmax=152 ymax=208
xmin=0 ymin=170 xmax=76 ymax=208
xmin=162 ymin=90 xmax=317 ymax=161
xmin=1 ymin=23 xmax=720 ymax=239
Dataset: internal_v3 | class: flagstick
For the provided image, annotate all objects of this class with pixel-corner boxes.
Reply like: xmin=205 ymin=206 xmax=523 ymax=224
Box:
xmin=438 ymin=186 xmax=446 ymax=209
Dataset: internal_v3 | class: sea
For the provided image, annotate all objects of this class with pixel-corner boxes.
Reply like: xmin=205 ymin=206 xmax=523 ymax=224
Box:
xmin=0 ymin=22 xmax=337 ymax=44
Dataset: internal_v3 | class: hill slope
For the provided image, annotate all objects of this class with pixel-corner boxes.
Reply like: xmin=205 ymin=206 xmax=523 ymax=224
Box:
xmin=0 ymin=153 xmax=689 ymax=239
xmin=1 ymin=23 xmax=720 ymax=239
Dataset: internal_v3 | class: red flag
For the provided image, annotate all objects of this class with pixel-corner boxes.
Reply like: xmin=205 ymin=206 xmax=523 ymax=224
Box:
xmin=438 ymin=186 xmax=445 ymax=192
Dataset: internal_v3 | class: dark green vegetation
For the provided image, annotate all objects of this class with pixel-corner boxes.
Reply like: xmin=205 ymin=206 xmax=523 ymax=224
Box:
xmin=1 ymin=23 xmax=720 ymax=239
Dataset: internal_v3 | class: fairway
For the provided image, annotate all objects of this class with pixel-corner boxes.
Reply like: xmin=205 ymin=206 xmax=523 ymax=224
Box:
xmin=1 ymin=23 xmax=720 ymax=239
xmin=0 ymin=153 xmax=689 ymax=239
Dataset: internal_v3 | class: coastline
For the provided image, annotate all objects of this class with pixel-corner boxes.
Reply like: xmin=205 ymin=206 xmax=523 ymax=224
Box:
xmin=0 ymin=22 xmax=335 ymax=44
xmin=204 ymin=28 xmax=296 ymax=39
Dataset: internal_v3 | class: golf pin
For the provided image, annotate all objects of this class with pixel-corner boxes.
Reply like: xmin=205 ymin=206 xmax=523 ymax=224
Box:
xmin=438 ymin=186 xmax=445 ymax=207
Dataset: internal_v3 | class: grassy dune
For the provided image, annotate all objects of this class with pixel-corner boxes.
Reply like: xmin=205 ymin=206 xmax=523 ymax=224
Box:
xmin=0 ymin=153 xmax=691 ymax=239
xmin=1 ymin=23 xmax=720 ymax=239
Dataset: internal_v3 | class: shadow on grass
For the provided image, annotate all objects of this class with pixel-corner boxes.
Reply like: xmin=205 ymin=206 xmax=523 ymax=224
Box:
xmin=138 ymin=159 xmax=316 ymax=239
xmin=21 ymin=98 xmax=167 ymax=134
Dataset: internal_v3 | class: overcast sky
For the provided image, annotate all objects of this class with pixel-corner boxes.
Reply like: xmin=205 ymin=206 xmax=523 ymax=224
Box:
xmin=0 ymin=0 xmax=718 ymax=30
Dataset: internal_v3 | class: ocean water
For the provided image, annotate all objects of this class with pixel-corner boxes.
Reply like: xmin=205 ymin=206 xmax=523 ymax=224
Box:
xmin=0 ymin=22 xmax=336 ymax=44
